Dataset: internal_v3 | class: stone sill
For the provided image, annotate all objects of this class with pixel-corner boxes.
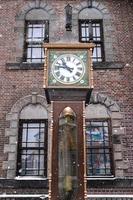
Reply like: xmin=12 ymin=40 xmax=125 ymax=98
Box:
xmin=87 ymin=176 xmax=115 ymax=180
xmin=87 ymin=177 xmax=133 ymax=188
xmin=6 ymin=61 xmax=124 ymax=70
xmin=6 ymin=62 xmax=44 ymax=70
xmin=93 ymin=61 xmax=124 ymax=69
xmin=0 ymin=178 xmax=48 ymax=189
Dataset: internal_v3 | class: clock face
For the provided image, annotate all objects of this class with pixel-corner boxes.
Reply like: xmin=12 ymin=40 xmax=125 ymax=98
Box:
xmin=51 ymin=54 xmax=85 ymax=84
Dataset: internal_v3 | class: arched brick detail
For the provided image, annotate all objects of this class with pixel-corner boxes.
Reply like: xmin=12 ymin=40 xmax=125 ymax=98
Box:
xmin=15 ymin=0 xmax=55 ymax=21
xmin=72 ymin=0 xmax=117 ymax=62
xmin=3 ymin=93 xmax=50 ymax=179
xmin=89 ymin=92 xmax=120 ymax=113
xmin=15 ymin=1 xmax=57 ymax=62
xmin=85 ymin=92 xmax=128 ymax=178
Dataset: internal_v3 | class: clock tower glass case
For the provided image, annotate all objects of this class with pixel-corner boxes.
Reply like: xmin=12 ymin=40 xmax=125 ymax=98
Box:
xmin=58 ymin=107 xmax=78 ymax=200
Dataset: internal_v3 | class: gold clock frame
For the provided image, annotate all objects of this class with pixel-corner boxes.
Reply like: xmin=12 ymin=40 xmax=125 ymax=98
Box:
xmin=43 ymin=43 xmax=95 ymax=89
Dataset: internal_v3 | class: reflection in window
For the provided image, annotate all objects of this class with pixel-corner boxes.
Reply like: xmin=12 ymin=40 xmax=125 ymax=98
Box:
xmin=17 ymin=120 xmax=47 ymax=176
xmin=86 ymin=120 xmax=113 ymax=176
xmin=79 ymin=20 xmax=104 ymax=62
xmin=24 ymin=21 xmax=49 ymax=63
xmin=58 ymin=107 xmax=78 ymax=200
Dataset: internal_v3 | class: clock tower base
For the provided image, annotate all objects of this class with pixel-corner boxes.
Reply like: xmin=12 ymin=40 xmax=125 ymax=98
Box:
xmin=45 ymin=88 xmax=93 ymax=104
xmin=50 ymin=101 xmax=86 ymax=200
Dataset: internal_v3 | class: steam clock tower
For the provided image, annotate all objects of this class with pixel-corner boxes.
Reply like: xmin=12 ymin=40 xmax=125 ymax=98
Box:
xmin=43 ymin=43 xmax=94 ymax=200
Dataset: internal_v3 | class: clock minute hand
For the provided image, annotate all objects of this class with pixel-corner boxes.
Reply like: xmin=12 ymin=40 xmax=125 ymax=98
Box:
xmin=61 ymin=60 xmax=73 ymax=72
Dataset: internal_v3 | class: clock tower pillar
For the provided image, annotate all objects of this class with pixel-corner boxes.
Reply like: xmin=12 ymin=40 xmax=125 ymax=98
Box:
xmin=43 ymin=43 xmax=94 ymax=200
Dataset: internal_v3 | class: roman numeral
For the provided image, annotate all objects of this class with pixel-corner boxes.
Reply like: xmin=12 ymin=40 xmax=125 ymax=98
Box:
xmin=72 ymin=76 xmax=76 ymax=81
xmin=77 ymin=67 xmax=83 ymax=71
xmin=76 ymin=62 xmax=81 ymax=66
xmin=75 ymin=72 xmax=81 ymax=77
xmin=72 ymin=58 xmax=76 ymax=63
xmin=60 ymin=75 xmax=65 ymax=80
xmin=55 ymin=71 xmax=60 ymax=77
xmin=55 ymin=61 xmax=60 ymax=66
xmin=66 ymin=56 xmax=71 ymax=61
xmin=61 ymin=58 xmax=65 ymax=63
xmin=66 ymin=77 xmax=70 ymax=82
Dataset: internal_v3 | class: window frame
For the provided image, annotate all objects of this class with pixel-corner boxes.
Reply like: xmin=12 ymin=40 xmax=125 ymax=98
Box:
xmin=23 ymin=20 xmax=49 ymax=63
xmin=16 ymin=119 xmax=48 ymax=177
xmin=85 ymin=118 xmax=114 ymax=178
xmin=79 ymin=19 xmax=105 ymax=62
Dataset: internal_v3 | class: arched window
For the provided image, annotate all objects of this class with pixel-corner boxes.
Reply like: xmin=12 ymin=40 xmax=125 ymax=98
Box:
xmin=85 ymin=104 xmax=114 ymax=177
xmin=23 ymin=8 xmax=49 ymax=63
xmin=17 ymin=104 xmax=48 ymax=177
xmin=79 ymin=8 xmax=104 ymax=62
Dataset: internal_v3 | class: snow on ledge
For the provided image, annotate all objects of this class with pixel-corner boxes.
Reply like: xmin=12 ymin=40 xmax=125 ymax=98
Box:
xmin=0 ymin=194 xmax=48 ymax=198
xmin=15 ymin=176 xmax=48 ymax=180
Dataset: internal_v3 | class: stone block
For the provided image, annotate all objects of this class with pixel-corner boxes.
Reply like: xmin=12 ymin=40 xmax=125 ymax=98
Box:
xmin=112 ymin=120 xmax=121 ymax=127
xmin=97 ymin=3 xmax=106 ymax=11
xmin=40 ymin=2 xmax=47 ymax=9
xmin=6 ymin=113 xmax=18 ymax=121
xmin=115 ymin=161 xmax=125 ymax=169
xmin=92 ymin=2 xmax=100 ymax=8
xmin=27 ymin=2 xmax=36 ymax=10
xmin=8 ymin=160 xmax=16 ymax=169
xmin=113 ymin=144 xmax=122 ymax=152
xmin=4 ymin=144 xmax=16 ymax=153
xmin=2 ymin=161 xmax=8 ymax=170
xmin=103 ymin=13 xmax=111 ymax=19
xmin=109 ymin=104 xmax=120 ymax=112
xmin=112 ymin=127 xmax=125 ymax=135
xmin=4 ymin=144 xmax=10 ymax=153
xmin=80 ymin=2 xmax=88 ymax=8
xmin=111 ymin=112 xmax=123 ymax=119
xmin=44 ymin=5 xmax=53 ymax=12
xmin=72 ymin=14 xmax=78 ymax=20
xmin=35 ymin=0 xmax=40 ymax=8
xmin=9 ymin=136 xmax=17 ymax=144
xmin=16 ymin=21 xmax=25 ymax=28
xmin=8 ymin=152 xmax=16 ymax=161
xmin=5 ymin=128 xmax=17 ymax=136
xmin=7 ymin=169 xmax=15 ymax=179
xmin=123 ymin=160 xmax=129 ymax=169
xmin=49 ymin=9 xmax=55 ymax=15
xmin=10 ymin=120 xmax=18 ymax=129
xmin=115 ymin=169 xmax=124 ymax=177
xmin=114 ymin=152 xmax=123 ymax=160
xmin=74 ymin=5 xmax=82 ymax=12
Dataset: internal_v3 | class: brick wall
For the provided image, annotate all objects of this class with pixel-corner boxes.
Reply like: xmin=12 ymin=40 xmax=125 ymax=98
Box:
xmin=0 ymin=0 xmax=133 ymax=196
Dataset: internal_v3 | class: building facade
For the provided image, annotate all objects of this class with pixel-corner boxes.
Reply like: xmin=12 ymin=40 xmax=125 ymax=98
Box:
xmin=0 ymin=0 xmax=133 ymax=199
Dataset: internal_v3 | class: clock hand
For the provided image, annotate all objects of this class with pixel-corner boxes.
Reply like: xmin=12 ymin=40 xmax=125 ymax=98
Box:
xmin=61 ymin=60 xmax=73 ymax=72
xmin=57 ymin=65 xmax=72 ymax=72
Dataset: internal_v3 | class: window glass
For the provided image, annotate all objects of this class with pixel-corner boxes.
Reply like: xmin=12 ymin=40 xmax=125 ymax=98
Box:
xmin=86 ymin=120 xmax=113 ymax=176
xmin=79 ymin=20 xmax=104 ymax=62
xmin=17 ymin=120 xmax=47 ymax=177
xmin=24 ymin=21 xmax=49 ymax=63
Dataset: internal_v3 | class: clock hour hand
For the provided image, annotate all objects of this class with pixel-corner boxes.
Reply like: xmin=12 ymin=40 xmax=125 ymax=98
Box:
xmin=61 ymin=60 xmax=73 ymax=72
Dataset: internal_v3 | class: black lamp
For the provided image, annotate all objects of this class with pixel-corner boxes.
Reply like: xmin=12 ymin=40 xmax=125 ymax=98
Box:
xmin=65 ymin=4 xmax=72 ymax=31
